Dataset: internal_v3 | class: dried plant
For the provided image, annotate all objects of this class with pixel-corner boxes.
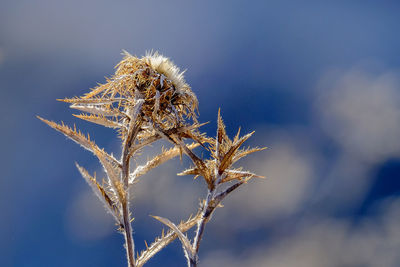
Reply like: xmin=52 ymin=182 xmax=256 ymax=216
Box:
xmin=38 ymin=51 xmax=265 ymax=267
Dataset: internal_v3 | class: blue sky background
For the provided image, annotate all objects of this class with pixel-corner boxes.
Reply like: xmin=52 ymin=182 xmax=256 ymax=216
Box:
xmin=2 ymin=1 xmax=400 ymax=266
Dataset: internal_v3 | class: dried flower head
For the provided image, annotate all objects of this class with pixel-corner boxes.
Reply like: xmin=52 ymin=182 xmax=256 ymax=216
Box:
xmin=60 ymin=51 xmax=198 ymax=139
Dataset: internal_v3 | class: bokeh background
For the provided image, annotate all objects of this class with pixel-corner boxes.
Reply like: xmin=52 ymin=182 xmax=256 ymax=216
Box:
xmin=2 ymin=1 xmax=400 ymax=266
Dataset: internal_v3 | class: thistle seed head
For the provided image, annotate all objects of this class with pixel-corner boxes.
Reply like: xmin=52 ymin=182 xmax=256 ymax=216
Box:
xmin=112 ymin=51 xmax=198 ymax=128
xmin=60 ymin=51 xmax=198 ymax=139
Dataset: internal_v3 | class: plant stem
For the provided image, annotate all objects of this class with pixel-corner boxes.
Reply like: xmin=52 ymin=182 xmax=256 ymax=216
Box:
xmin=121 ymin=138 xmax=138 ymax=267
xmin=191 ymin=140 xmax=223 ymax=267
xmin=188 ymin=257 xmax=198 ymax=267
xmin=120 ymin=103 xmax=143 ymax=267
xmin=190 ymin=187 xmax=219 ymax=267
xmin=193 ymin=191 xmax=213 ymax=255
xmin=122 ymin=201 xmax=135 ymax=267
xmin=121 ymin=148 xmax=136 ymax=267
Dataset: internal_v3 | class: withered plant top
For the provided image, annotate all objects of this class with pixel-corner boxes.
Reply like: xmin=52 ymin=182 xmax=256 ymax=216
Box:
xmin=59 ymin=51 xmax=198 ymax=139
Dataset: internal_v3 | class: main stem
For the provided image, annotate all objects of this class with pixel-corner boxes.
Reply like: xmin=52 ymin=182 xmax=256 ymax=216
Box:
xmin=121 ymin=131 xmax=138 ymax=267
xmin=122 ymin=201 xmax=135 ymax=267
xmin=121 ymin=100 xmax=143 ymax=267
xmin=121 ymin=148 xmax=135 ymax=267
xmin=121 ymin=141 xmax=136 ymax=267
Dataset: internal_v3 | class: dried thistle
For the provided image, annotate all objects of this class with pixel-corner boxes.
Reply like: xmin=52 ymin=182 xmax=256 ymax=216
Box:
xmin=38 ymin=51 xmax=264 ymax=267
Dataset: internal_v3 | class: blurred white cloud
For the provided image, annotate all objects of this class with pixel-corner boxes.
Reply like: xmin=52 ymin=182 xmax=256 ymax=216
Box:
xmin=316 ymin=67 xmax=400 ymax=163
xmin=313 ymin=66 xmax=400 ymax=210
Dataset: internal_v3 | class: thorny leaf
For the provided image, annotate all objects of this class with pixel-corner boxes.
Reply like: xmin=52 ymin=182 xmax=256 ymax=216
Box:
xmin=75 ymin=163 xmax=121 ymax=223
xmin=176 ymin=139 xmax=213 ymax=188
xmin=73 ymin=113 xmax=123 ymax=129
xmin=126 ymin=123 xmax=206 ymax=163
xmin=214 ymin=112 xmax=265 ymax=184
xmin=129 ymin=143 xmax=200 ymax=184
xmin=177 ymin=167 xmax=199 ymax=177
xmin=58 ymin=97 xmax=127 ymax=105
xmin=177 ymin=158 xmax=215 ymax=182
xmin=216 ymin=109 xmax=228 ymax=160
xmin=179 ymin=123 xmax=211 ymax=150
xmin=92 ymin=146 xmax=126 ymax=202
xmin=231 ymin=146 xmax=267 ymax=165
xmin=218 ymin=131 xmax=255 ymax=175
xmin=69 ymin=103 xmax=124 ymax=117
xmin=233 ymin=127 xmax=241 ymax=143
xmin=221 ymin=168 xmax=265 ymax=183
xmin=150 ymin=122 xmax=207 ymax=168
xmin=37 ymin=116 xmax=121 ymax=167
xmin=136 ymin=212 xmax=201 ymax=267
xmin=177 ymin=112 xmax=265 ymax=188
xmin=151 ymin=216 xmax=197 ymax=263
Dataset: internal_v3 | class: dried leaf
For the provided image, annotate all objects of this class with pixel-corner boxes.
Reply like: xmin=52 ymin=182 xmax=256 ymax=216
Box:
xmin=136 ymin=212 xmax=201 ymax=267
xmin=70 ymin=103 xmax=124 ymax=117
xmin=92 ymin=146 xmax=125 ymax=202
xmin=221 ymin=169 xmax=265 ymax=183
xmin=218 ymin=131 xmax=254 ymax=175
xmin=73 ymin=113 xmax=122 ymax=128
xmin=151 ymin=216 xmax=196 ymax=262
xmin=37 ymin=116 xmax=121 ymax=167
xmin=129 ymin=143 xmax=199 ymax=184
xmin=233 ymin=127 xmax=241 ymax=143
xmin=75 ymin=163 xmax=121 ymax=223
xmin=231 ymin=146 xmax=267 ymax=165
xmin=177 ymin=167 xmax=200 ymax=177
xmin=58 ymin=97 xmax=125 ymax=105
xmin=216 ymin=109 xmax=226 ymax=149
xmin=176 ymin=139 xmax=212 ymax=188
xmin=81 ymin=83 xmax=109 ymax=99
